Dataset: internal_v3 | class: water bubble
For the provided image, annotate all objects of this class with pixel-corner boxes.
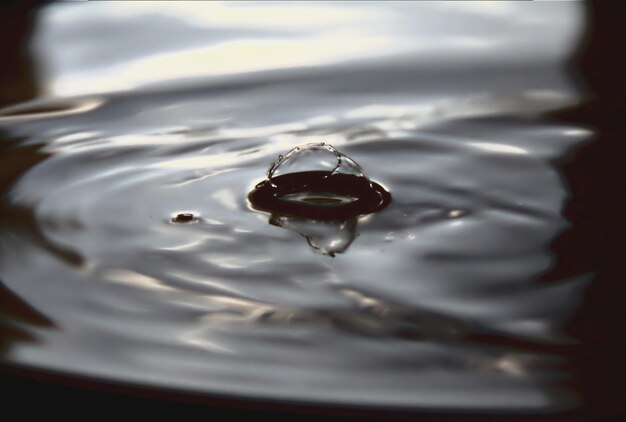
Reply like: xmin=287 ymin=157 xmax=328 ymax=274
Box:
xmin=249 ymin=143 xmax=391 ymax=221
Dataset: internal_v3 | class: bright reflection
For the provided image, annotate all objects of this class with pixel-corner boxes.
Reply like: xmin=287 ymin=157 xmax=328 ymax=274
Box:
xmin=0 ymin=98 xmax=103 ymax=121
xmin=524 ymin=89 xmax=573 ymax=102
xmin=151 ymin=124 xmax=340 ymax=172
xmin=158 ymin=240 xmax=203 ymax=251
xmin=51 ymin=36 xmax=397 ymax=96
xmin=564 ymin=128 xmax=594 ymax=137
xmin=202 ymin=253 xmax=271 ymax=269
xmin=468 ymin=142 xmax=528 ymax=155
xmin=102 ymin=268 xmax=174 ymax=292
xmin=179 ymin=327 xmax=233 ymax=354
xmin=67 ymin=2 xmax=382 ymax=31
xmin=33 ymin=1 xmax=583 ymax=97
xmin=345 ymin=105 xmax=417 ymax=120
xmin=211 ymin=188 xmax=239 ymax=211
xmin=439 ymin=1 xmax=514 ymax=17
xmin=52 ymin=131 xmax=100 ymax=145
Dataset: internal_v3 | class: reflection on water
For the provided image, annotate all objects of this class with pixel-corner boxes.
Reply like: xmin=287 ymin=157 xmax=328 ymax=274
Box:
xmin=33 ymin=2 xmax=582 ymax=97
xmin=0 ymin=281 xmax=53 ymax=355
xmin=2 ymin=0 xmax=624 ymax=419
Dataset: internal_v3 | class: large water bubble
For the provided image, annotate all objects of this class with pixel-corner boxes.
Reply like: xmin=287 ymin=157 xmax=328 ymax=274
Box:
xmin=249 ymin=143 xmax=391 ymax=221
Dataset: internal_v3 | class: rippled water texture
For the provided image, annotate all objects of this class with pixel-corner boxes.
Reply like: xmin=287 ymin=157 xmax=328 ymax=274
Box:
xmin=1 ymin=1 xmax=619 ymax=416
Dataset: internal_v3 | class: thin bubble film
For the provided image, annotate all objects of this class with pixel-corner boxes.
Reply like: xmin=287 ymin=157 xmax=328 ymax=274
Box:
xmin=268 ymin=143 xmax=368 ymax=190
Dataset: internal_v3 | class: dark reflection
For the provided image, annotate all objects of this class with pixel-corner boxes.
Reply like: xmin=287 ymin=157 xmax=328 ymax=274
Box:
xmin=0 ymin=134 xmax=83 ymax=267
xmin=0 ymin=0 xmax=82 ymax=268
xmin=0 ymin=0 xmax=63 ymax=358
xmin=269 ymin=215 xmax=357 ymax=257
xmin=0 ymin=137 xmax=66 ymax=354
xmin=0 ymin=282 xmax=53 ymax=355
xmin=0 ymin=0 xmax=44 ymax=108
xmin=0 ymin=135 xmax=67 ymax=355
xmin=0 ymin=136 xmax=62 ymax=355
xmin=543 ymin=1 xmax=626 ymax=418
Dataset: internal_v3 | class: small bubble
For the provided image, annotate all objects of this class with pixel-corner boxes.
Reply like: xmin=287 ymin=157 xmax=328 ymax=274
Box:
xmin=172 ymin=213 xmax=195 ymax=223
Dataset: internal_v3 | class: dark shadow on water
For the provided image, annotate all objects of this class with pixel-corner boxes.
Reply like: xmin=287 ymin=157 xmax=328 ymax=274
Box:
xmin=0 ymin=133 xmax=84 ymax=268
xmin=0 ymin=281 xmax=53 ymax=355
xmin=0 ymin=137 xmax=70 ymax=354
xmin=0 ymin=0 xmax=68 ymax=358
xmin=0 ymin=0 xmax=44 ymax=109
xmin=543 ymin=1 xmax=626 ymax=419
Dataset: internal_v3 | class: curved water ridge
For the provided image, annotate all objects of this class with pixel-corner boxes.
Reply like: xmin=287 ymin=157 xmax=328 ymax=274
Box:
xmin=0 ymin=0 xmax=592 ymax=414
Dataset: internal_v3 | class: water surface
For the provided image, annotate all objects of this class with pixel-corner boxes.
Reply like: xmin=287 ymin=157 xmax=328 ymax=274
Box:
xmin=2 ymin=1 xmax=618 ymax=417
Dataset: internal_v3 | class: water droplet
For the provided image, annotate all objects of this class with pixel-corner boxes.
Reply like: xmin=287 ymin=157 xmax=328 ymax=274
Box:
xmin=270 ymin=215 xmax=357 ymax=257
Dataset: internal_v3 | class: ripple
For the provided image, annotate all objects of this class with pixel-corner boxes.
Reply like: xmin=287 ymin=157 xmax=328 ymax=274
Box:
xmin=0 ymin=97 xmax=103 ymax=122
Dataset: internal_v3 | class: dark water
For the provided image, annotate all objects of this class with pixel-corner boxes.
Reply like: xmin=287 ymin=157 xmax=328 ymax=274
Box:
xmin=1 ymin=2 xmax=625 ymax=419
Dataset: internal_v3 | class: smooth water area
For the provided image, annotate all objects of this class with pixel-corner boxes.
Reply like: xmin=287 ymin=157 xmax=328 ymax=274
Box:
xmin=2 ymin=1 xmax=618 ymax=416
